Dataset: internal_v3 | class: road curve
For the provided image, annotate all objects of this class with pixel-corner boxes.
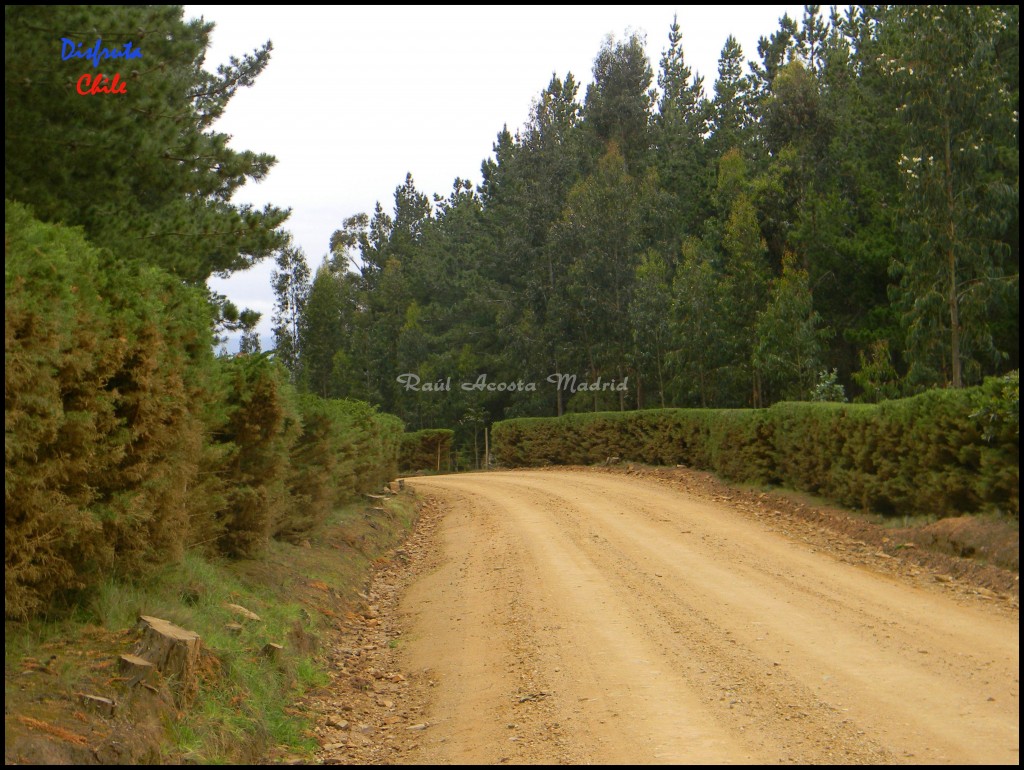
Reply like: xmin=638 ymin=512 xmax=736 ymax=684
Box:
xmin=399 ymin=469 xmax=1019 ymax=765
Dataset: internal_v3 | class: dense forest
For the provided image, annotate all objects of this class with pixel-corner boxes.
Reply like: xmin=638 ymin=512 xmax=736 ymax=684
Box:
xmin=270 ymin=5 xmax=1018 ymax=442
xmin=3 ymin=6 xmax=1020 ymax=614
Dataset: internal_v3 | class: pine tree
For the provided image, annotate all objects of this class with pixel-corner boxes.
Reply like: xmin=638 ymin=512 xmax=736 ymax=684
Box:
xmin=299 ymin=264 xmax=355 ymax=398
xmin=753 ymin=254 xmax=830 ymax=402
xmin=551 ymin=145 xmax=647 ymax=409
xmin=708 ymin=36 xmax=755 ymax=160
xmin=4 ymin=5 xmax=290 ymax=283
xmin=654 ymin=15 xmax=711 ymax=241
xmin=484 ymin=76 xmax=585 ymax=416
xmin=629 ymin=251 xmax=673 ymax=407
xmin=669 ymin=238 xmax=729 ymax=407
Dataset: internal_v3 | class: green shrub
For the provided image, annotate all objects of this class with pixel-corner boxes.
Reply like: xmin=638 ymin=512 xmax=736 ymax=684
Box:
xmin=5 ymin=202 xmax=406 ymax=619
xmin=281 ymin=396 xmax=403 ymax=539
xmin=5 ymin=201 xmax=213 ymax=618
xmin=399 ymin=429 xmax=454 ymax=472
xmin=208 ymin=354 xmax=301 ymax=558
xmin=321 ymin=399 xmax=402 ymax=493
xmin=492 ymin=381 xmax=1019 ymax=520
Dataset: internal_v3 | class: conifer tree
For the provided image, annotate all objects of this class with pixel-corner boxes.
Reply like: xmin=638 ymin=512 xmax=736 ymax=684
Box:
xmin=654 ymin=15 xmax=711 ymax=241
xmin=4 ymin=5 xmax=290 ymax=283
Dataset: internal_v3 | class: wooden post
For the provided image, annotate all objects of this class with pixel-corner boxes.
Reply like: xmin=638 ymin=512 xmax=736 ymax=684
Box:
xmin=484 ymin=426 xmax=489 ymax=469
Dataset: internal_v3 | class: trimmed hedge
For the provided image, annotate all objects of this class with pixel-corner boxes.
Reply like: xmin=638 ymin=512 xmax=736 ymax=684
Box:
xmin=6 ymin=201 xmax=212 ymax=617
xmin=208 ymin=354 xmax=301 ymax=557
xmin=399 ymin=429 xmax=455 ymax=472
xmin=278 ymin=395 xmax=403 ymax=541
xmin=200 ymin=360 xmax=405 ymax=555
xmin=5 ymin=203 xmax=404 ymax=618
xmin=492 ymin=376 xmax=1019 ymax=519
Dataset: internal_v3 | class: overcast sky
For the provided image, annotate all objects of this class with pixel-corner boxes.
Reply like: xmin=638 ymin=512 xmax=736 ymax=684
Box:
xmin=185 ymin=5 xmax=806 ymax=349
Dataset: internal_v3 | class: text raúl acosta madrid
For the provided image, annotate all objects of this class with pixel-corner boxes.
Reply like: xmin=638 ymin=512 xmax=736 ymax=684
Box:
xmin=397 ymin=373 xmax=629 ymax=393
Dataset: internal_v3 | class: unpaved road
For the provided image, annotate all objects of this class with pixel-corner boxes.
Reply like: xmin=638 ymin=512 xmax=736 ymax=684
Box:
xmin=387 ymin=469 xmax=1019 ymax=765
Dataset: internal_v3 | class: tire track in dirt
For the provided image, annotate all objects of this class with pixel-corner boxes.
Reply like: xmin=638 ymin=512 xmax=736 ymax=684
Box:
xmin=396 ymin=470 xmax=1018 ymax=764
xmin=486 ymin=472 xmax=1016 ymax=762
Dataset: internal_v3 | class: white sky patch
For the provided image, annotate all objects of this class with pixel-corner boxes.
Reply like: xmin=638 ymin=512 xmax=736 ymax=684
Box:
xmin=187 ymin=5 xmax=806 ymax=348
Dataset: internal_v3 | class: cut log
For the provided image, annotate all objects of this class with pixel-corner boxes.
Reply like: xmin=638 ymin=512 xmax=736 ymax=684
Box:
xmin=133 ymin=615 xmax=201 ymax=705
xmin=118 ymin=653 xmax=156 ymax=685
xmin=78 ymin=693 xmax=116 ymax=716
xmin=224 ymin=603 xmax=262 ymax=622
xmin=261 ymin=642 xmax=284 ymax=660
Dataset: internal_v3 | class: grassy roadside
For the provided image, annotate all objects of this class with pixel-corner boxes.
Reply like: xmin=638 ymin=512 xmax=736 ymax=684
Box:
xmin=4 ymin=492 xmax=419 ymax=764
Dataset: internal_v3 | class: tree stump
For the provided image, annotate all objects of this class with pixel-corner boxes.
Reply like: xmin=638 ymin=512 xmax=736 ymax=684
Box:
xmin=133 ymin=615 xmax=201 ymax=705
xmin=78 ymin=693 xmax=116 ymax=716
xmin=261 ymin=642 xmax=284 ymax=660
xmin=118 ymin=653 xmax=156 ymax=686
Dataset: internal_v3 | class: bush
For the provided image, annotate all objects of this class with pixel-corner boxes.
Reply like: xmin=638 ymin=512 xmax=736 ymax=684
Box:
xmin=399 ymin=429 xmax=454 ymax=472
xmin=492 ymin=382 xmax=1019 ymax=520
xmin=282 ymin=396 xmax=404 ymax=539
xmin=208 ymin=354 xmax=301 ymax=557
xmin=5 ymin=202 xmax=406 ymax=618
xmin=5 ymin=201 xmax=213 ymax=618
xmin=208 ymin=367 xmax=405 ymax=552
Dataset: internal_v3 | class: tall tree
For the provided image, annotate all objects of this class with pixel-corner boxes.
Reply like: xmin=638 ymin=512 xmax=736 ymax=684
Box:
xmin=270 ymin=245 xmax=311 ymax=379
xmin=484 ymin=76 xmax=585 ymax=416
xmin=670 ymin=238 xmax=729 ymax=407
xmin=236 ymin=310 xmax=262 ymax=355
xmin=717 ymin=151 xmax=772 ymax=405
xmin=753 ymin=254 xmax=830 ymax=402
xmin=551 ymin=145 xmax=648 ymax=409
xmin=584 ymin=32 xmax=655 ymax=172
xmin=654 ymin=15 xmax=711 ymax=241
xmin=749 ymin=12 xmax=798 ymax=101
xmin=794 ymin=5 xmax=829 ymax=76
xmin=883 ymin=5 xmax=1019 ymax=388
xmin=298 ymin=263 xmax=356 ymax=398
xmin=629 ymin=251 xmax=673 ymax=408
xmin=4 ymin=5 xmax=289 ymax=283
xmin=707 ymin=35 xmax=755 ymax=160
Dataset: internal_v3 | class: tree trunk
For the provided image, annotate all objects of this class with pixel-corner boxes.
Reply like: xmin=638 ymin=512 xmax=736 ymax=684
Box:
xmin=133 ymin=615 xmax=201 ymax=706
xmin=118 ymin=653 xmax=156 ymax=686
xmin=554 ymin=352 xmax=564 ymax=416
xmin=945 ymin=118 xmax=962 ymax=388
xmin=657 ymin=346 xmax=666 ymax=408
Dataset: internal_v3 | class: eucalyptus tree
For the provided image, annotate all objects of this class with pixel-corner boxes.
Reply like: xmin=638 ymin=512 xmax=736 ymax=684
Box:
xmin=881 ymin=4 xmax=1019 ymax=388
xmin=584 ymin=32 xmax=655 ymax=172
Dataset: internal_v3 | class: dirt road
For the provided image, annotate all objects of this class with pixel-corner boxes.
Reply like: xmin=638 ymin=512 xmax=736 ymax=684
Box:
xmin=389 ymin=469 xmax=1018 ymax=765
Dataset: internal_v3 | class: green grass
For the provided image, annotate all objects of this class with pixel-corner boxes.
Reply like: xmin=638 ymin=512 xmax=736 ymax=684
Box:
xmin=882 ymin=513 xmax=941 ymax=529
xmin=5 ymin=494 xmax=419 ymax=764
